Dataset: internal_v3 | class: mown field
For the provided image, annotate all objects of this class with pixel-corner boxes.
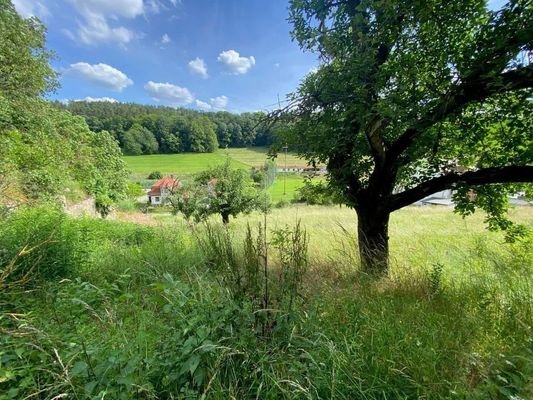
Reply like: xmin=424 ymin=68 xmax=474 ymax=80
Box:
xmin=123 ymin=147 xmax=312 ymax=176
xmin=123 ymin=148 xmax=315 ymax=201
xmin=1 ymin=205 xmax=532 ymax=399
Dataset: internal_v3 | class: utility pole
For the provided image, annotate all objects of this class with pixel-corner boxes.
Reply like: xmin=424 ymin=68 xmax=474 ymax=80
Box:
xmin=283 ymin=143 xmax=288 ymax=196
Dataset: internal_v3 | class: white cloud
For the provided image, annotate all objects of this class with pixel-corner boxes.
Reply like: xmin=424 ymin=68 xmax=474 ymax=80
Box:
xmin=12 ymin=0 xmax=49 ymax=19
xmin=77 ymin=15 xmax=137 ymax=45
xmin=195 ymin=100 xmax=212 ymax=111
xmin=210 ymin=95 xmax=229 ymax=109
xmin=217 ymin=50 xmax=256 ymax=75
xmin=75 ymin=97 xmax=119 ymax=103
xmin=274 ymin=63 xmax=280 ymax=68
xmin=145 ymin=81 xmax=194 ymax=105
xmin=68 ymin=0 xmax=144 ymax=19
xmin=67 ymin=0 xmax=143 ymax=45
xmin=68 ymin=63 xmax=133 ymax=91
xmin=161 ymin=33 xmax=171 ymax=44
xmin=188 ymin=58 xmax=208 ymax=79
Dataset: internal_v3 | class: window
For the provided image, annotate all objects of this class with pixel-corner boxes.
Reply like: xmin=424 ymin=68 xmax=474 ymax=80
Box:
xmin=155 ymin=196 xmax=160 ymax=202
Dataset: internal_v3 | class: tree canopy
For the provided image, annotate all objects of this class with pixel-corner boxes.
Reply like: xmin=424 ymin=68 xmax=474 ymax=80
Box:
xmin=279 ymin=0 xmax=533 ymax=273
xmin=57 ymin=101 xmax=280 ymax=155
xmin=0 ymin=1 xmax=128 ymax=213
xmin=170 ymin=160 xmax=268 ymax=224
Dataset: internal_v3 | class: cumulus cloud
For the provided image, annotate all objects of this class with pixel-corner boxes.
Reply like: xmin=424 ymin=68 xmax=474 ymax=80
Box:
xmin=210 ymin=95 xmax=229 ymax=109
xmin=12 ymin=0 xmax=49 ymax=18
xmin=188 ymin=57 xmax=208 ymax=79
xmin=68 ymin=63 xmax=133 ymax=91
xmin=74 ymin=97 xmax=119 ymax=103
xmin=195 ymin=95 xmax=229 ymax=110
xmin=66 ymin=0 xmax=143 ymax=45
xmin=145 ymin=81 xmax=194 ymax=105
xmin=217 ymin=50 xmax=256 ymax=75
xmin=195 ymin=100 xmax=212 ymax=111
xmin=161 ymin=33 xmax=171 ymax=44
xmin=68 ymin=0 xmax=144 ymax=19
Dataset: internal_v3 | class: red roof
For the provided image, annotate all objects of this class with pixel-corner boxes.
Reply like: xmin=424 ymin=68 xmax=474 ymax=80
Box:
xmin=148 ymin=176 xmax=180 ymax=196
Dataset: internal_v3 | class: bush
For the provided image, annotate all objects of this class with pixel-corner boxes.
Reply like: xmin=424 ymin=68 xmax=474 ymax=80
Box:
xmin=0 ymin=206 xmax=93 ymax=286
xmin=147 ymin=171 xmax=163 ymax=180
xmin=295 ymin=178 xmax=340 ymax=205
xmin=126 ymin=181 xmax=144 ymax=198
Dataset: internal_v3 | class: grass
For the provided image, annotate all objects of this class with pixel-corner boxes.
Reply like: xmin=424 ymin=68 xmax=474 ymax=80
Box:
xmin=123 ymin=147 xmax=317 ymax=178
xmin=2 ymin=205 xmax=532 ymax=399
xmin=123 ymin=152 xmax=249 ymax=178
xmin=268 ymin=174 xmax=306 ymax=202
xmin=224 ymin=147 xmax=315 ymax=168
xmin=123 ymin=148 xmax=317 ymax=199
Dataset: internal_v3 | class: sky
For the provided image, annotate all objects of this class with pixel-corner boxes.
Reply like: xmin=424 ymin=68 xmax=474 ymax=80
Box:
xmin=11 ymin=0 xmax=318 ymax=113
xmin=12 ymin=0 xmax=507 ymax=114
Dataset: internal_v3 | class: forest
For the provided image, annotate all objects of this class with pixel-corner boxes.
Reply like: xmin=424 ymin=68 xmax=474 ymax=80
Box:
xmin=56 ymin=101 xmax=279 ymax=155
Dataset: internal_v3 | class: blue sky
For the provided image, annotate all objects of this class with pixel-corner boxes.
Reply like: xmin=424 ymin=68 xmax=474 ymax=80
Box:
xmin=12 ymin=0 xmax=318 ymax=113
xmin=12 ymin=0 xmax=507 ymax=113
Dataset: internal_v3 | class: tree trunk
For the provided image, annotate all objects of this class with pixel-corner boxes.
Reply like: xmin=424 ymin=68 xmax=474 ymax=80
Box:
xmin=221 ymin=211 xmax=230 ymax=225
xmin=356 ymin=207 xmax=390 ymax=275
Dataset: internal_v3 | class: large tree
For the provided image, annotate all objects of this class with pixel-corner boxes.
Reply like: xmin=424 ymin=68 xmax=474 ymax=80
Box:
xmin=280 ymin=0 xmax=533 ymax=274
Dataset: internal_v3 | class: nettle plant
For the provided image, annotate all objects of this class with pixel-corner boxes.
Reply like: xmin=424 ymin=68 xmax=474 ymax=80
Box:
xmin=276 ymin=0 xmax=533 ymax=274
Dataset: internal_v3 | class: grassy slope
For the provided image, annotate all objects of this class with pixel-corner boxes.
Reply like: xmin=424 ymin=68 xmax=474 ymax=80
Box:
xmin=2 ymin=205 xmax=532 ymax=398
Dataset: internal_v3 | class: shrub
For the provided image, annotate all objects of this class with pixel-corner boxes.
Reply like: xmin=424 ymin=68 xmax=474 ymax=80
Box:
xmin=148 ymin=171 xmax=163 ymax=180
xmin=0 ymin=206 xmax=92 ymax=285
xmin=126 ymin=181 xmax=144 ymax=198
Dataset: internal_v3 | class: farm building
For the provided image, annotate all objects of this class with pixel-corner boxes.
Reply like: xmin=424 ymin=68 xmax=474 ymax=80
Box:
xmin=148 ymin=176 xmax=180 ymax=205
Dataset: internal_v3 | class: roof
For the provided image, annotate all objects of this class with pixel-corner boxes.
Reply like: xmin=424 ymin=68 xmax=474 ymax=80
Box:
xmin=148 ymin=176 xmax=180 ymax=196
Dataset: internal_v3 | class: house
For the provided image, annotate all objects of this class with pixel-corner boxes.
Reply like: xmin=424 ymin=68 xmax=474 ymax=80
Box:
xmin=147 ymin=176 xmax=180 ymax=206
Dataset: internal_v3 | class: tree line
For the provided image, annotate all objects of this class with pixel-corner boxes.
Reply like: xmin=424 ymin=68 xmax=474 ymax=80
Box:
xmin=55 ymin=101 xmax=280 ymax=155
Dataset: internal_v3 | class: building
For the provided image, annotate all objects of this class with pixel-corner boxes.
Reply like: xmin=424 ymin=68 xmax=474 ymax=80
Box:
xmin=147 ymin=176 xmax=180 ymax=206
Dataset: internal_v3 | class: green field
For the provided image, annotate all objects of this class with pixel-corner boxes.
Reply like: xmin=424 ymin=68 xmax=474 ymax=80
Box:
xmin=224 ymin=147 xmax=314 ymax=168
xmin=124 ymin=148 xmax=319 ymax=200
xmin=123 ymin=147 xmax=318 ymax=176
xmin=123 ymin=152 xmax=249 ymax=176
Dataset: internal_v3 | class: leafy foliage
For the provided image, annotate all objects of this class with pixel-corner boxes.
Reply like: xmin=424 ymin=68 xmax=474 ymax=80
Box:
xmin=279 ymin=0 xmax=533 ymax=272
xmin=170 ymin=160 xmax=269 ymax=224
xmin=0 ymin=2 xmax=128 ymax=210
xmin=58 ymin=101 xmax=282 ymax=154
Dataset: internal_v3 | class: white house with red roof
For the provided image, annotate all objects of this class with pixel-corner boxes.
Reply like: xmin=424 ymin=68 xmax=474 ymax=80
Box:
xmin=147 ymin=176 xmax=180 ymax=205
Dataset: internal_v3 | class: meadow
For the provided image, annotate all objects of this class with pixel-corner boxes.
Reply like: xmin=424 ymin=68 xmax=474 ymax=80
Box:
xmin=2 ymin=204 xmax=531 ymax=399
xmin=123 ymin=148 xmax=314 ymax=201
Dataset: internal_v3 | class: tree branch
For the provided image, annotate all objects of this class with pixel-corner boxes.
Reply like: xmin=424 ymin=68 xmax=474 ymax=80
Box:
xmin=387 ymin=65 xmax=533 ymax=163
xmin=388 ymin=165 xmax=533 ymax=211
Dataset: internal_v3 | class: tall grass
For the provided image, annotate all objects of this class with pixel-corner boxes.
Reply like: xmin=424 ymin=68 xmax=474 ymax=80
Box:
xmin=1 ymin=205 xmax=531 ymax=399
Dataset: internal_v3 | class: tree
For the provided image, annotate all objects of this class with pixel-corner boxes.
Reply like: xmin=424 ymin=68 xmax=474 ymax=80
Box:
xmin=279 ymin=0 xmax=533 ymax=274
xmin=0 ymin=2 xmax=128 ymax=211
xmin=0 ymin=0 xmax=57 ymax=103
xmin=171 ymin=161 xmax=267 ymax=224
xmin=121 ymin=123 xmax=159 ymax=155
